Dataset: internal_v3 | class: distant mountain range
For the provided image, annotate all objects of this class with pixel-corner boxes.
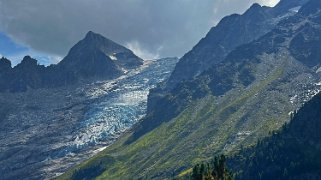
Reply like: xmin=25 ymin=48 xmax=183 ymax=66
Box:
xmin=0 ymin=31 xmax=143 ymax=92
xmin=59 ymin=0 xmax=321 ymax=179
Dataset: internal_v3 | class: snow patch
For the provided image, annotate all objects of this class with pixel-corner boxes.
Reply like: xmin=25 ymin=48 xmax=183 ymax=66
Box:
xmin=109 ymin=53 xmax=117 ymax=61
xmin=93 ymin=147 xmax=107 ymax=154
xmin=290 ymin=95 xmax=298 ymax=104
xmin=290 ymin=6 xmax=301 ymax=13
xmin=237 ymin=131 xmax=251 ymax=136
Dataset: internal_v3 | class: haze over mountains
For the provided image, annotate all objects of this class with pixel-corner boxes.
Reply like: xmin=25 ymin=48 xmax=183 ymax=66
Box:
xmin=59 ymin=0 xmax=321 ymax=179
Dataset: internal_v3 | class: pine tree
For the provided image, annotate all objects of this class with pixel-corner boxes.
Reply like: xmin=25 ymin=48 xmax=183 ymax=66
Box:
xmin=191 ymin=155 xmax=234 ymax=180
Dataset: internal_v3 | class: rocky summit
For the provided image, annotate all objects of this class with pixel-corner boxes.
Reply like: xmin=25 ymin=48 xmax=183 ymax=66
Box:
xmin=0 ymin=31 xmax=143 ymax=92
xmin=59 ymin=31 xmax=143 ymax=79
xmin=167 ymin=0 xmax=309 ymax=87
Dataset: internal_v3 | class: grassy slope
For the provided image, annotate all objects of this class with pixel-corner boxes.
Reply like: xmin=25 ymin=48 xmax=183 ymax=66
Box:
xmin=58 ymin=62 xmax=292 ymax=179
xmin=231 ymin=91 xmax=321 ymax=179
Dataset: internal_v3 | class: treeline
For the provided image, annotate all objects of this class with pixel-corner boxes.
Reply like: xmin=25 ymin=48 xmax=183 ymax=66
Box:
xmin=190 ymin=155 xmax=234 ymax=180
xmin=231 ymin=92 xmax=321 ymax=179
xmin=190 ymin=92 xmax=321 ymax=179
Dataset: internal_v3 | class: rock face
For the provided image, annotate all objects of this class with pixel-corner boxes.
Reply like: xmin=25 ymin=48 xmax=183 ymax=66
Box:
xmin=144 ymin=0 xmax=313 ymax=139
xmin=0 ymin=57 xmax=12 ymax=91
xmin=3 ymin=56 xmax=48 ymax=92
xmin=59 ymin=0 xmax=321 ymax=179
xmin=59 ymin=31 xmax=143 ymax=79
xmin=133 ymin=0 xmax=321 ymax=145
xmin=0 ymin=31 xmax=143 ymax=92
xmin=167 ymin=0 xmax=309 ymax=87
xmin=0 ymin=57 xmax=11 ymax=71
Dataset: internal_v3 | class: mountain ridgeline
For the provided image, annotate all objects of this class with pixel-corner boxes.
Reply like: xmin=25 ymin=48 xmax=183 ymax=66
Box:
xmin=0 ymin=31 xmax=143 ymax=92
xmin=142 ymin=0 xmax=311 ymax=141
xmin=167 ymin=0 xmax=309 ymax=86
xmin=133 ymin=0 xmax=315 ymax=144
xmin=60 ymin=0 xmax=321 ymax=179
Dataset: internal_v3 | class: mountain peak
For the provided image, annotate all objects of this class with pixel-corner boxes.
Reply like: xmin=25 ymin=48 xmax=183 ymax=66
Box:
xmin=58 ymin=31 xmax=143 ymax=79
xmin=243 ymin=3 xmax=266 ymax=16
xmin=249 ymin=3 xmax=261 ymax=10
xmin=20 ymin=56 xmax=38 ymax=67
xmin=80 ymin=31 xmax=128 ymax=53
xmin=86 ymin=30 xmax=96 ymax=36
xmin=0 ymin=57 xmax=12 ymax=70
xmin=0 ymin=57 xmax=11 ymax=64
xmin=84 ymin=31 xmax=106 ymax=41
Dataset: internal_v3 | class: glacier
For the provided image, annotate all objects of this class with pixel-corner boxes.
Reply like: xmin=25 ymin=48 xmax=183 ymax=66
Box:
xmin=0 ymin=57 xmax=178 ymax=179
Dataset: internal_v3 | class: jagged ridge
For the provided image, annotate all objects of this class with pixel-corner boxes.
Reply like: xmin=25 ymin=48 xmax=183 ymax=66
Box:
xmin=0 ymin=31 xmax=143 ymax=92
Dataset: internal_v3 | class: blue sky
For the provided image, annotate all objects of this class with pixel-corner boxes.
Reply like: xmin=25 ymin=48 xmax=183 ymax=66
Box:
xmin=0 ymin=32 xmax=61 ymax=66
xmin=0 ymin=32 xmax=28 ymax=55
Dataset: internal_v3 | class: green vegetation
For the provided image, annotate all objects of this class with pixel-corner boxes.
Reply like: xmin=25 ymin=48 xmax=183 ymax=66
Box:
xmin=59 ymin=10 xmax=321 ymax=177
xmin=231 ymin=92 xmax=321 ymax=179
xmin=191 ymin=155 xmax=234 ymax=180
xmin=184 ymin=91 xmax=321 ymax=180
xmin=58 ymin=61 xmax=293 ymax=179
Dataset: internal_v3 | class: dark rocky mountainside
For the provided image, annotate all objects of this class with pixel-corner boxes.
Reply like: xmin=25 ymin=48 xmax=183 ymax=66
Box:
xmin=167 ymin=0 xmax=309 ymax=87
xmin=138 ymin=0 xmax=318 ymax=143
xmin=59 ymin=31 xmax=143 ymax=79
xmin=0 ymin=31 xmax=143 ymax=92
xmin=140 ymin=0 xmax=311 ymax=142
xmin=229 ymin=1 xmax=321 ymax=179
xmin=59 ymin=0 xmax=321 ymax=179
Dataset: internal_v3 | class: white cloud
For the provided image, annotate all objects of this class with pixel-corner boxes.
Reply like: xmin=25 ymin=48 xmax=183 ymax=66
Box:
xmin=125 ymin=41 xmax=160 ymax=60
xmin=260 ymin=0 xmax=279 ymax=7
xmin=7 ymin=50 xmax=62 ymax=67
